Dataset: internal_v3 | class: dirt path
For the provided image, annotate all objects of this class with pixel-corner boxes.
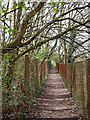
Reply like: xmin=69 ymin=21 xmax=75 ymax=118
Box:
xmin=30 ymin=67 xmax=84 ymax=119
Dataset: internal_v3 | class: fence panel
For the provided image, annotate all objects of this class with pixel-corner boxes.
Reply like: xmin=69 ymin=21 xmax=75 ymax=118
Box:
xmin=56 ymin=59 xmax=90 ymax=119
xmin=86 ymin=59 xmax=90 ymax=119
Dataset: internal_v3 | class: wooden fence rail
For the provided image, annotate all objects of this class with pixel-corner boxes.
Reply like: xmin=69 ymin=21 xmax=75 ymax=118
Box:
xmin=56 ymin=59 xmax=90 ymax=120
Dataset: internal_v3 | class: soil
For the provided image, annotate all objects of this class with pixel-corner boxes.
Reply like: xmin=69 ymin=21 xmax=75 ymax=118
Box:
xmin=29 ymin=67 xmax=85 ymax=120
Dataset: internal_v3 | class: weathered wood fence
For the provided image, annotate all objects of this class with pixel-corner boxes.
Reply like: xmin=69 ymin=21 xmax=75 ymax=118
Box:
xmin=24 ymin=54 xmax=50 ymax=86
xmin=23 ymin=54 xmax=51 ymax=97
xmin=56 ymin=59 xmax=90 ymax=120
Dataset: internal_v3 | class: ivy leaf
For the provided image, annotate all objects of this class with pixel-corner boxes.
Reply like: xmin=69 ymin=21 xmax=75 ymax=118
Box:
xmin=33 ymin=11 xmax=36 ymax=16
xmin=8 ymin=28 xmax=12 ymax=34
xmin=61 ymin=2 xmax=64 ymax=6
xmin=49 ymin=2 xmax=56 ymax=6
xmin=8 ymin=15 xmax=13 ymax=21
xmin=22 ymin=6 xmax=27 ymax=10
xmin=3 ymin=26 xmax=8 ymax=30
xmin=49 ymin=2 xmax=52 ymax=5
xmin=14 ymin=29 xmax=19 ymax=33
xmin=13 ymin=3 xmax=18 ymax=9
xmin=27 ymin=101 xmax=32 ymax=104
xmin=3 ymin=17 xmax=8 ymax=21
xmin=15 ymin=101 xmax=20 ymax=106
xmin=52 ymin=2 xmax=56 ymax=6
xmin=2 ymin=9 xmax=7 ymax=14
xmin=20 ymin=7 xmax=22 ymax=10
xmin=53 ymin=8 xmax=60 ymax=12
xmin=23 ymin=96 xmax=29 ymax=99
xmin=18 ymin=2 xmax=22 ymax=7
xmin=0 ymin=7 xmax=2 ymax=11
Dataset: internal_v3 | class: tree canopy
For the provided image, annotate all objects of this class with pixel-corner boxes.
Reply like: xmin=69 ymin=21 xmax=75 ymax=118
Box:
xmin=1 ymin=1 xmax=90 ymax=63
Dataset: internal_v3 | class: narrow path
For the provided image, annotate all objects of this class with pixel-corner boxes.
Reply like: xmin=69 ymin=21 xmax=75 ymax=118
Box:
xmin=30 ymin=67 xmax=83 ymax=119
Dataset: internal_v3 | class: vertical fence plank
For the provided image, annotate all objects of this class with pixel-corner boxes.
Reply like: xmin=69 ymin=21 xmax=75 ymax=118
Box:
xmin=25 ymin=54 xmax=29 ymax=88
xmin=42 ymin=62 xmax=45 ymax=80
xmin=86 ymin=59 xmax=90 ymax=119
xmin=36 ymin=59 xmax=38 ymax=81
xmin=35 ymin=58 xmax=38 ymax=93
xmin=24 ymin=54 xmax=30 ymax=111
xmin=38 ymin=67 xmax=41 ymax=86
xmin=46 ymin=61 xmax=48 ymax=75
xmin=72 ymin=62 xmax=76 ymax=100
xmin=40 ymin=64 xmax=43 ymax=84
xmin=44 ymin=61 xmax=47 ymax=77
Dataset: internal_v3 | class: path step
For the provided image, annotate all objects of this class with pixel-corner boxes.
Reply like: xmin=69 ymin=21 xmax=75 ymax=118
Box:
xmin=29 ymin=67 xmax=83 ymax=119
xmin=37 ymin=103 xmax=76 ymax=108
xmin=43 ymin=93 xmax=71 ymax=99
xmin=38 ymin=98 xmax=73 ymax=102
xmin=37 ymin=110 xmax=79 ymax=118
xmin=44 ymin=88 xmax=69 ymax=93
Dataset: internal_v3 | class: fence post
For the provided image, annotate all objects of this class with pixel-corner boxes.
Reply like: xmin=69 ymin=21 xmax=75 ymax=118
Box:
xmin=24 ymin=54 xmax=30 ymax=111
xmin=46 ymin=61 xmax=48 ymax=76
xmin=44 ymin=61 xmax=47 ymax=77
xmin=25 ymin=54 xmax=29 ymax=89
xmin=59 ymin=63 xmax=60 ymax=74
xmin=72 ymin=62 xmax=76 ymax=99
xmin=86 ymin=59 xmax=90 ymax=119
xmin=36 ymin=59 xmax=38 ymax=81
xmin=38 ymin=67 xmax=41 ymax=86
xmin=40 ymin=64 xmax=43 ymax=84
xmin=35 ymin=58 xmax=39 ymax=93
xmin=44 ymin=61 xmax=45 ymax=78
xmin=56 ymin=62 xmax=58 ymax=70
xmin=70 ymin=62 xmax=73 ymax=95
xmin=42 ymin=62 xmax=45 ymax=80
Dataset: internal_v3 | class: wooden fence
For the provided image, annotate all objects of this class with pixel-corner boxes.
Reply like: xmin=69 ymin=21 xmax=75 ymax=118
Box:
xmin=24 ymin=54 xmax=50 ymax=95
xmin=56 ymin=59 xmax=90 ymax=120
xmin=3 ymin=54 xmax=51 ymax=118
xmin=17 ymin=55 xmax=51 ymax=115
